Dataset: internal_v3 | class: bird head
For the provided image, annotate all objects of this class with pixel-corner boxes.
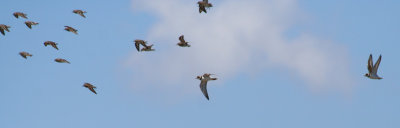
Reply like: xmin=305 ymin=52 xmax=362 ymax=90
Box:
xmin=364 ymin=73 xmax=370 ymax=77
xmin=196 ymin=76 xmax=202 ymax=80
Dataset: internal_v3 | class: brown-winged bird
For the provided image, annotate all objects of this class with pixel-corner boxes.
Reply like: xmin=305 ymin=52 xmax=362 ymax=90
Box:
xmin=64 ymin=26 xmax=78 ymax=35
xmin=0 ymin=24 xmax=11 ymax=36
xmin=13 ymin=12 xmax=28 ymax=19
xmin=44 ymin=41 xmax=59 ymax=50
xmin=55 ymin=58 xmax=70 ymax=64
xmin=365 ymin=54 xmax=383 ymax=80
xmin=198 ymin=0 xmax=213 ymax=13
xmin=134 ymin=39 xmax=155 ymax=52
xmin=177 ymin=35 xmax=190 ymax=47
xmin=73 ymin=10 xmax=87 ymax=18
xmin=196 ymin=73 xmax=217 ymax=100
xmin=25 ymin=21 xmax=39 ymax=29
xmin=83 ymin=83 xmax=97 ymax=94
xmin=19 ymin=52 xmax=32 ymax=59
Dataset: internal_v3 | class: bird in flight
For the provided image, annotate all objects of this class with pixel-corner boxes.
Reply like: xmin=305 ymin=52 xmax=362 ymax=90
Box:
xmin=44 ymin=41 xmax=59 ymax=50
xmin=196 ymin=73 xmax=217 ymax=100
xmin=198 ymin=0 xmax=213 ymax=13
xmin=134 ymin=39 xmax=155 ymax=52
xmin=64 ymin=26 xmax=78 ymax=34
xmin=177 ymin=35 xmax=190 ymax=47
xmin=365 ymin=54 xmax=383 ymax=80
xmin=83 ymin=83 xmax=97 ymax=94
xmin=19 ymin=52 xmax=32 ymax=59
xmin=55 ymin=58 xmax=70 ymax=64
xmin=13 ymin=12 xmax=28 ymax=19
xmin=24 ymin=21 xmax=39 ymax=29
xmin=73 ymin=10 xmax=87 ymax=18
xmin=0 ymin=24 xmax=11 ymax=36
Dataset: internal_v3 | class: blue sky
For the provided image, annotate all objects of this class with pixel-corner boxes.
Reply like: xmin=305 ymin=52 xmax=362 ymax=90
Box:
xmin=0 ymin=0 xmax=399 ymax=128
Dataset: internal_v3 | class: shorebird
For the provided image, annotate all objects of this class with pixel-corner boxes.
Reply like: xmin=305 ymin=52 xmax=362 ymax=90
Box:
xmin=0 ymin=24 xmax=11 ymax=36
xmin=55 ymin=58 xmax=70 ymax=64
xmin=198 ymin=0 xmax=213 ymax=13
xmin=13 ymin=12 xmax=28 ymax=19
xmin=19 ymin=52 xmax=32 ymax=59
xmin=44 ymin=41 xmax=59 ymax=50
xmin=177 ymin=35 xmax=190 ymax=47
xmin=64 ymin=26 xmax=78 ymax=34
xmin=196 ymin=73 xmax=217 ymax=100
xmin=24 ymin=21 xmax=39 ymax=29
xmin=365 ymin=54 xmax=383 ymax=80
xmin=73 ymin=10 xmax=87 ymax=18
xmin=83 ymin=83 xmax=97 ymax=94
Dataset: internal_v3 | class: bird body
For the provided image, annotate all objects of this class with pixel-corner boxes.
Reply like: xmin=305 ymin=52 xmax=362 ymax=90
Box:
xmin=55 ymin=58 xmax=70 ymax=64
xmin=25 ymin=21 xmax=39 ymax=29
xmin=13 ymin=12 xmax=28 ymax=19
xmin=83 ymin=83 xmax=97 ymax=94
xmin=73 ymin=10 xmax=87 ymax=18
xmin=365 ymin=54 xmax=383 ymax=79
xmin=177 ymin=35 xmax=190 ymax=47
xmin=0 ymin=24 xmax=11 ymax=36
xmin=196 ymin=73 xmax=217 ymax=100
xmin=44 ymin=41 xmax=59 ymax=50
xmin=198 ymin=0 xmax=213 ymax=13
xmin=19 ymin=52 xmax=32 ymax=59
xmin=64 ymin=26 xmax=78 ymax=34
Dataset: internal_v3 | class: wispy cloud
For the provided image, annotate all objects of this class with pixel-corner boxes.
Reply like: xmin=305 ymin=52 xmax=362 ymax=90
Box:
xmin=123 ymin=0 xmax=354 ymax=100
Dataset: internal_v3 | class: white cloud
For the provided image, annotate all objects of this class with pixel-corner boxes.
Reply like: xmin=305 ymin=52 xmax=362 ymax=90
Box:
xmin=123 ymin=0 xmax=354 ymax=100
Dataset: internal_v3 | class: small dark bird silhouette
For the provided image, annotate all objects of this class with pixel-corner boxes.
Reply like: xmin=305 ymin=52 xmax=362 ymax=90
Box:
xmin=55 ymin=58 xmax=70 ymax=64
xmin=196 ymin=73 xmax=217 ymax=100
xmin=0 ymin=24 xmax=11 ymax=36
xmin=13 ymin=12 xmax=28 ymax=19
xmin=83 ymin=83 xmax=97 ymax=94
xmin=24 ymin=21 xmax=39 ymax=29
xmin=73 ymin=10 xmax=87 ymax=18
xmin=19 ymin=52 xmax=32 ymax=59
xmin=134 ymin=39 xmax=155 ymax=52
xmin=64 ymin=26 xmax=78 ymax=34
xmin=141 ymin=44 xmax=155 ymax=52
xmin=365 ymin=54 xmax=383 ymax=79
xmin=44 ymin=41 xmax=59 ymax=50
xmin=177 ymin=35 xmax=190 ymax=47
xmin=198 ymin=0 xmax=213 ymax=13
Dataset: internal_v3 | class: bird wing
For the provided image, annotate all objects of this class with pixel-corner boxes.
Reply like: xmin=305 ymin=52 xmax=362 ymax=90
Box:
xmin=52 ymin=44 xmax=59 ymax=50
xmin=367 ymin=54 xmax=373 ymax=73
xmin=79 ymin=13 xmax=86 ymax=18
xmin=135 ymin=42 xmax=140 ymax=51
xmin=21 ymin=14 xmax=27 ymax=19
xmin=25 ymin=23 xmax=32 ymax=29
xmin=89 ymin=87 xmax=97 ymax=94
xmin=203 ymin=0 xmax=208 ymax=3
xmin=372 ymin=55 xmax=382 ymax=74
xmin=179 ymin=35 xmax=185 ymax=42
xmin=200 ymin=80 xmax=209 ymax=100
xmin=13 ymin=13 xmax=18 ymax=18
xmin=0 ymin=29 xmax=5 ymax=35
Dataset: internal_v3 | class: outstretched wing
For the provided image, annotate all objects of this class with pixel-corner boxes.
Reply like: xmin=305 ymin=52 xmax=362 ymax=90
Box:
xmin=179 ymin=35 xmax=185 ymax=42
xmin=203 ymin=0 xmax=208 ymax=3
xmin=79 ymin=13 xmax=86 ymax=18
xmin=372 ymin=55 xmax=382 ymax=73
xmin=135 ymin=42 xmax=140 ymax=51
xmin=0 ymin=29 xmax=5 ymax=35
xmin=200 ymin=80 xmax=209 ymax=100
xmin=25 ymin=23 xmax=32 ymax=29
xmin=89 ymin=87 xmax=97 ymax=94
xmin=367 ymin=54 xmax=373 ymax=73
xmin=52 ymin=44 xmax=59 ymax=50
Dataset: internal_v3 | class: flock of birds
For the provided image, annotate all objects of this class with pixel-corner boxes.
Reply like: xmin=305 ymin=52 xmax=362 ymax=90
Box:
xmin=0 ymin=0 xmax=383 ymax=100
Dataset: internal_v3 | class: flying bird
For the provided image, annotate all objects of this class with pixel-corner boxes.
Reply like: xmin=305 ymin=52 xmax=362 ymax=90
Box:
xmin=134 ymin=39 xmax=147 ymax=52
xmin=13 ymin=12 xmax=28 ymax=19
xmin=73 ymin=10 xmax=87 ymax=18
xmin=19 ymin=52 xmax=32 ymax=59
xmin=196 ymin=73 xmax=217 ymax=100
xmin=0 ymin=24 xmax=11 ymax=36
xmin=365 ymin=54 xmax=383 ymax=79
xmin=83 ymin=83 xmax=97 ymax=94
xmin=64 ymin=26 xmax=78 ymax=34
xmin=55 ymin=58 xmax=70 ymax=64
xmin=44 ymin=41 xmax=59 ymax=50
xmin=198 ymin=0 xmax=213 ymax=13
xmin=24 ymin=21 xmax=39 ymax=29
xmin=177 ymin=35 xmax=190 ymax=47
